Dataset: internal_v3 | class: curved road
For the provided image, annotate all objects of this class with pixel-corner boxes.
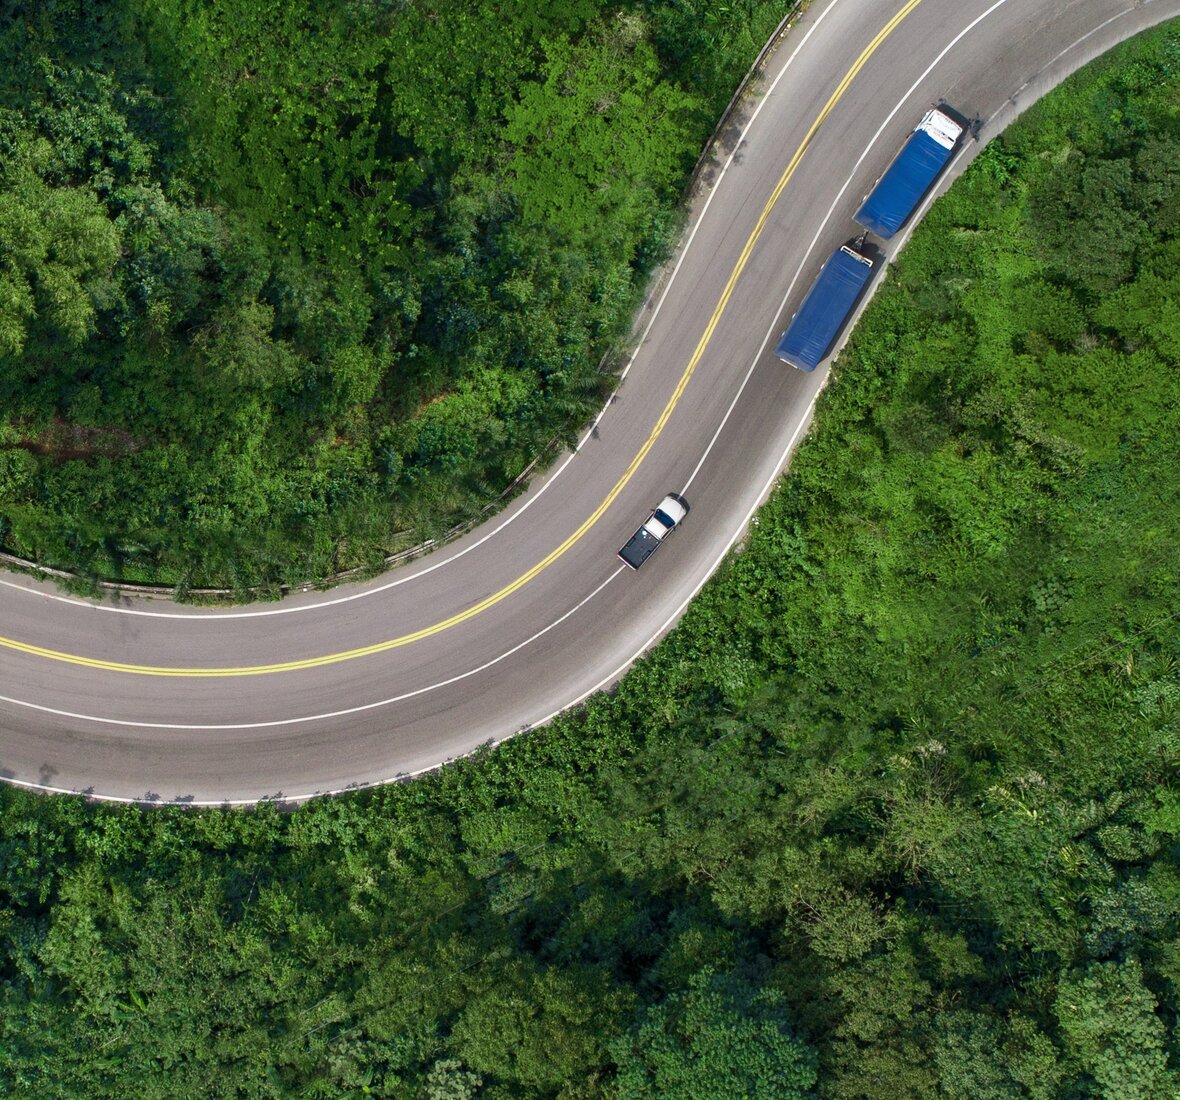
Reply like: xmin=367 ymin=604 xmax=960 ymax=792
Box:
xmin=1 ymin=0 xmax=1176 ymax=804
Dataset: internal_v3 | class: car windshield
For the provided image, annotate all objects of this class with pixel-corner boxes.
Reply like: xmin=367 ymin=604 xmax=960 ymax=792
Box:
xmin=653 ymin=509 xmax=676 ymax=529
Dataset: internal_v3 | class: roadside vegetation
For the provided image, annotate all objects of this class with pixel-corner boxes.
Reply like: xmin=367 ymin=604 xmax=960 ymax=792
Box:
xmin=0 ymin=0 xmax=793 ymax=590
xmin=2 ymin=15 xmax=1180 ymax=1100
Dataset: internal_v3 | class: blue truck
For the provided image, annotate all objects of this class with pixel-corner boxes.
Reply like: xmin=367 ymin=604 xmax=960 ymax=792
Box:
xmin=854 ymin=107 xmax=964 ymax=240
xmin=774 ymin=244 xmax=874 ymax=372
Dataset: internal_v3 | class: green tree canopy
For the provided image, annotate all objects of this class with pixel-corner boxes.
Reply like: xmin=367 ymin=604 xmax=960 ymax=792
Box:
xmin=609 ymin=970 xmax=817 ymax=1099
xmin=0 ymin=125 xmax=120 ymax=357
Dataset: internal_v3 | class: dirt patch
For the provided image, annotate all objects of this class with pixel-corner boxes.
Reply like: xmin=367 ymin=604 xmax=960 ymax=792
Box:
xmin=2 ymin=417 xmax=142 ymax=462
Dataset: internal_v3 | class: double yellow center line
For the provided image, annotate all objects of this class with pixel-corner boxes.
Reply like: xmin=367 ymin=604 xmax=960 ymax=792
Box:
xmin=0 ymin=0 xmax=924 ymax=678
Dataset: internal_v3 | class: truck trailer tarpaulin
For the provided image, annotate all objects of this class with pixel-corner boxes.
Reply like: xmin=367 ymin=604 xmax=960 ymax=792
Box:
xmin=774 ymin=245 xmax=874 ymax=372
xmin=854 ymin=108 xmax=964 ymax=240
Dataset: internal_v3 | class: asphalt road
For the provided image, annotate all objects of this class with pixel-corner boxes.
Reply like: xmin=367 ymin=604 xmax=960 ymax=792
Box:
xmin=2 ymin=0 xmax=1177 ymax=804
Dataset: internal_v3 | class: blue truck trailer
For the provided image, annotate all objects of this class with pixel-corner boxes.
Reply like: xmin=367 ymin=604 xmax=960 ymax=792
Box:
xmin=854 ymin=108 xmax=964 ymax=240
xmin=774 ymin=245 xmax=874 ymax=372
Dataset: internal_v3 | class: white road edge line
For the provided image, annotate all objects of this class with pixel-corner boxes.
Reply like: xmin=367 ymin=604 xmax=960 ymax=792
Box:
xmin=0 ymin=0 xmax=847 ymax=623
xmin=0 ymin=567 xmax=627 ymax=734
xmin=3 ymin=0 xmax=1159 ymax=804
xmin=492 ymin=0 xmax=1157 ymax=781
xmin=681 ymin=0 xmax=1015 ymax=496
xmin=0 ymin=0 xmax=978 ymax=788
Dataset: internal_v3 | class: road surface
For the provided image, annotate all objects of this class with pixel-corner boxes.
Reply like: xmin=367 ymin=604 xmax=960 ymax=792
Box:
xmin=1 ymin=0 xmax=1176 ymax=803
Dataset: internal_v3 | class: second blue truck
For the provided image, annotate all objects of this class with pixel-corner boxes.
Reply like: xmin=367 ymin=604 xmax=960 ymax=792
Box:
xmin=773 ymin=245 xmax=874 ymax=372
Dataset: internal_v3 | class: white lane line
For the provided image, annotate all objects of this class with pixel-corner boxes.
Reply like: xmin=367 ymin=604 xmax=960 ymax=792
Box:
xmin=6 ymin=0 xmax=1161 ymax=805
xmin=682 ymin=0 xmax=1015 ymax=494
xmin=0 ymin=0 xmax=848 ymax=623
xmin=0 ymin=568 xmax=627 ymax=730
xmin=441 ymin=0 xmax=1171 ymax=782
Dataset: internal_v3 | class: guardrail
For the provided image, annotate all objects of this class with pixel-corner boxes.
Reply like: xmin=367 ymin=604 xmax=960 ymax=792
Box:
xmin=0 ymin=439 xmax=559 ymax=600
xmin=0 ymin=1 xmax=806 ymax=603
xmin=686 ymin=3 xmax=804 ymax=201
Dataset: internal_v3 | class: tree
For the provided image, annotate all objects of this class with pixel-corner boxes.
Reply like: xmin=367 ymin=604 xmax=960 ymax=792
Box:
xmin=1056 ymin=959 xmax=1175 ymax=1099
xmin=423 ymin=1059 xmax=482 ymax=1100
xmin=0 ymin=129 xmax=121 ymax=357
xmin=609 ymin=970 xmax=817 ymax=1099
xmin=1027 ymin=155 xmax=1146 ymax=295
xmin=503 ymin=17 xmax=697 ymax=248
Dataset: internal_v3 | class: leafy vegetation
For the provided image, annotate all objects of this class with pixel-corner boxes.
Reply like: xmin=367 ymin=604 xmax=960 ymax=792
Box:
xmin=0 ymin=0 xmax=792 ymax=590
xmin=2 ymin=15 xmax=1180 ymax=1100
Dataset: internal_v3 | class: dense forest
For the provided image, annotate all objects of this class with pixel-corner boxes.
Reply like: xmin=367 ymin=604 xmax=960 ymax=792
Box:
xmin=2 ymin=15 xmax=1180 ymax=1100
xmin=0 ymin=0 xmax=792 ymax=590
